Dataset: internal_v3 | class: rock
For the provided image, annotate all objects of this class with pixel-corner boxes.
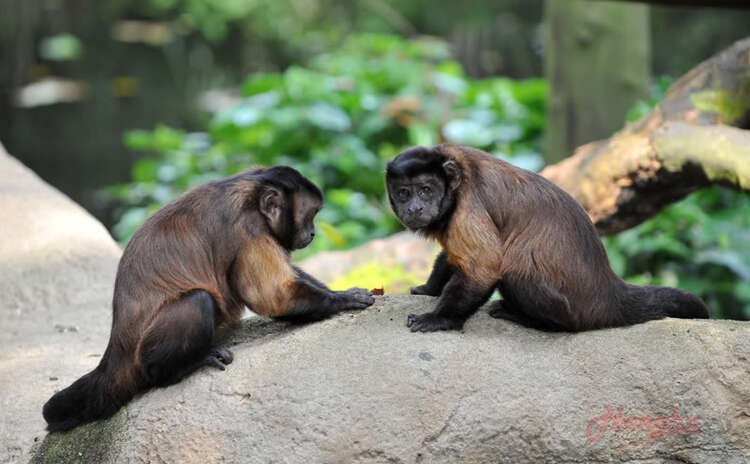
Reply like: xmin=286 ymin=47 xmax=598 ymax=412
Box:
xmin=2 ymin=147 xmax=749 ymax=463
xmin=29 ymin=295 xmax=750 ymax=463
xmin=0 ymin=143 xmax=121 ymax=463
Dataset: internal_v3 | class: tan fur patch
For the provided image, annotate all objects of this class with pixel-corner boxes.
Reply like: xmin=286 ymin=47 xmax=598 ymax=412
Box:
xmin=440 ymin=195 xmax=502 ymax=286
xmin=234 ymin=235 xmax=296 ymax=317
xmin=438 ymin=146 xmax=504 ymax=287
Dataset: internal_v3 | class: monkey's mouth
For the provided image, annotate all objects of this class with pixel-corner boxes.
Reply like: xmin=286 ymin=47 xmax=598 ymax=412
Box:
xmin=294 ymin=236 xmax=315 ymax=250
xmin=402 ymin=217 xmax=431 ymax=229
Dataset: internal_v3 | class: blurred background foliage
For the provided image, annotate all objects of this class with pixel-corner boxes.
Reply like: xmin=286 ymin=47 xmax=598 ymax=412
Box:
xmin=604 ymin=188 xmax=750 ymax=321
xmin=107 ymin=34 xmax=546 ymax=258
xmin=1 ymin=0 xmax=749 ymax=319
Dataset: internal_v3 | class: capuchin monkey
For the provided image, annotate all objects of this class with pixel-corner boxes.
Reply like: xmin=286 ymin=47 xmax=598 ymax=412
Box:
xmin=43 ymin=166 xmax=374 ymax=431
xmin=386 ymin=144 xmax=708 ymax=333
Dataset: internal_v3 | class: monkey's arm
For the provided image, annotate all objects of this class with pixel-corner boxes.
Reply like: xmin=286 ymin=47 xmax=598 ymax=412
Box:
xmin=233 ymin=240 xmax=374 ymax=322
xmin=273 ymin=266 xmax=375 ymax=322
xmin=411 ymin=252 xmax=455 ymax=296
xmin=407 ymin=271 xmax=494 ymax=332
xmin=235 ymin=269 xmax=373 ymax=322
xmin=292 ymin=266 xmax=328 ymax=290
xmin=275 ymin=277 xmax=374 ymax=323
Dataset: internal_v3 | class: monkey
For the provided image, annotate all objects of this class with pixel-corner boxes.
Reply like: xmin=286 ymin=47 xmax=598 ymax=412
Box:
xmin=386 ymin=144 xmax=709 ymax=333
xmin=42 ymin=166 xmax=374 ymax=432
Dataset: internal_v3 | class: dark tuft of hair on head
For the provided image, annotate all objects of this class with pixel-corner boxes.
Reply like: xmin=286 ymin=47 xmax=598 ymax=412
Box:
xmin=256 ymin=166 xmax=322 ymax=199
xmin=386 ymin=146 xmax=447 ymax=179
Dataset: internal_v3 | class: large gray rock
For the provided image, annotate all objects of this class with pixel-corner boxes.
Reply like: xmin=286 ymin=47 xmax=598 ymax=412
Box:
xmin=0 ymin=143 xmax=121 ymax=463
xmin=2 ymin=147 xmax=748 ymax=463
xmin=29 ymin=297 xmax=750 ymax=464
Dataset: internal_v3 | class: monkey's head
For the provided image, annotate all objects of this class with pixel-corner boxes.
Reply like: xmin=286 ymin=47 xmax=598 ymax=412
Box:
xmin=256 ymin=166 xmax=323 ymax=250
xmin=386 ymin=146 xmax=461 ymax=232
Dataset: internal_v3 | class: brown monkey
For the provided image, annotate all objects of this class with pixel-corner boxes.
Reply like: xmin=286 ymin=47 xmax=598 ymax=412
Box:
xmin=386 ymin=144 xmax=708 ymax=332
xmin=43 ymin=166 xmax=374 ymax=431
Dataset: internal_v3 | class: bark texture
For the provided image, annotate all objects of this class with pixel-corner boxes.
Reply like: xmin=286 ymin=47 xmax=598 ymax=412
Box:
xmin=541 ymin=37 xmax=750 ymax=235
xmin=544 ymin=0 xmax=650 ymax=163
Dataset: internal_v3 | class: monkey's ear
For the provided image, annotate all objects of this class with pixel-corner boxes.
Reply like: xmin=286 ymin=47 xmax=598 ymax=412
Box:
xmin=260 ymin=186 xmax=283 ymax=226
xmin=442 ymin=160 xmax=461 ymax=191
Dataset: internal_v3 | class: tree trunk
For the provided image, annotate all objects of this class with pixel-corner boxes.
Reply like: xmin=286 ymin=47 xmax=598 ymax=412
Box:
xmin=544 ymin=0 xmax=651 ymax=163
xmin=541 ymin=37 xmax=750 ymax=235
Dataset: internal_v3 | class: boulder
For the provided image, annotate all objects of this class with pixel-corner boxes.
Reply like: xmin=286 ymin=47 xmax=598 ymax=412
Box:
xmin=0 ymin=143 xmax=121 ymax=463
xmin=29 ymin=297 xmax=750 ymax=464
xmin=1 ymin=147 xmax=748 ymax=463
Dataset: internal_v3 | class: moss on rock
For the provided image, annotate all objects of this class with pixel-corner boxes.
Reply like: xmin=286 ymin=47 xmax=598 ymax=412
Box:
xmin=30 ymin=409 xmax=126 ymax=464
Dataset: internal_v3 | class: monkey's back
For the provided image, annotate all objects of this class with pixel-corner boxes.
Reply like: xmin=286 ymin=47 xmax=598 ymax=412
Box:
xmin=111 ymin=178 xmax=253 ymax=341
xmin=453 ymin=147 xmax=627 ymax=324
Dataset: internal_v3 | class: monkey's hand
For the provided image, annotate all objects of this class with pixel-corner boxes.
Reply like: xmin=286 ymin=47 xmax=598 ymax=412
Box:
xmin=410 ymin=284 xmax=441 ymax=296
xmin=406 ymin=312 xmax=462 ymax=332
xmin=336 ymin=287 xmax=375 ymax=310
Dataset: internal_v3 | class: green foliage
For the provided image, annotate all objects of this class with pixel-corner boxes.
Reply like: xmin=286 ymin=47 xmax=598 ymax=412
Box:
xmin=608 ymin=76 xmax=750 ymax=320
xmin=625 ymin=76 xmax=673 ymax=122
xmin=108 ymin=34 xmax=546 ymax=258
xmin=603 ymin=188 xmax=750 ymax=320
xmin=138 ymin=0 xmax=391 ymax=51
xmin=39 ymin=33 xmax=84 ymax=61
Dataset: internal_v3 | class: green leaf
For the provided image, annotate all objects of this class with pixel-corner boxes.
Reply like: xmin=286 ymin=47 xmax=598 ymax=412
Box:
xmin=132 ymin=159 xmax=159 ymax=182
xmin=39 ymin=33 xmax=83 ymax=61
xmin=318 ymin=220 xmax=347 ymax=247
xmin=307 ymin=103 xmax=351 ymax=131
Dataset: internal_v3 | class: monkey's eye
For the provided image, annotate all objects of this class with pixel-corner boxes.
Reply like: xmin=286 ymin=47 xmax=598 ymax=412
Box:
xmin=397 ymin=188 xmax=410 ymax=201
xmin=419 ymin=186 xmax=432 ymax=198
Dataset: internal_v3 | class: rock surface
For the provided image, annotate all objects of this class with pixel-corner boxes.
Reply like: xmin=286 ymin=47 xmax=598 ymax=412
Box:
xmin=1 ymin=147 xmax=748 ymax=463
xmin=0 ymin=143 xmax=122 ymax=464
xmin=30 ymin=297 xmax=750 ymax=464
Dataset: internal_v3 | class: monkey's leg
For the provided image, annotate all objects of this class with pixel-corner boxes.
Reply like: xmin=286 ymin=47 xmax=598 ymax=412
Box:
xmin=486 ymin=300 xmax=537 ymax=326
xmin=407 ymin=272 xmax=494 ymax=332
xmin=487 ymin=300 xmax=566 ymax=332
xmin=137 ymin=289 xmax=232 ymax=387
xmin=495 ymin=276 xmax=575 ymax=331
xmin=274 ymin=279 xmax=374 ymax=323
xmin=411 ymin=252 xmax=455 ymax=296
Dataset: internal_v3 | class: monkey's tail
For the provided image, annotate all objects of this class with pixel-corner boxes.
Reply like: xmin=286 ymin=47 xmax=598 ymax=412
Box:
xmin=620 ymin=284 xmax=709 ymax=325
xmin=42 ymin=344 xmax=136 ymax=432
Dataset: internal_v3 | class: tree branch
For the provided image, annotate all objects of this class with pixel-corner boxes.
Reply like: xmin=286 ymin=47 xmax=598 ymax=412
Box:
xmin=541 ymin=37 xmax=750 ymax=235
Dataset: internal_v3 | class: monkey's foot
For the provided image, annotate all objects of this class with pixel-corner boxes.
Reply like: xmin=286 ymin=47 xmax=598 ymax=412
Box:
xmin=406 ymin=312 xmax=462 ymax=332
xmin=202 ymin=346 xmax=234 ymax=371
xmin=410 ymin=284 xmax=440 ymax=296
xmin=487 ymin=300 xmax=514 ymax=319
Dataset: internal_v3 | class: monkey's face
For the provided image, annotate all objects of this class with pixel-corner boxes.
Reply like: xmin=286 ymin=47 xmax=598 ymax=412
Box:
xmin=387 ymin=173 xmax=446 ymax=230
xmin=260 ymin=186 xmax=321 ymax=250
xmin=291 ymin=193 xmax=322 ymax=250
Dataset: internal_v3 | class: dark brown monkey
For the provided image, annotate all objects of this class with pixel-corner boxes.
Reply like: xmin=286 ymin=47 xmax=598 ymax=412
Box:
xmin=43 ymin=166 xmax=374 ymax=431
xmin=386 ymin=144 xmax=708 ymax=333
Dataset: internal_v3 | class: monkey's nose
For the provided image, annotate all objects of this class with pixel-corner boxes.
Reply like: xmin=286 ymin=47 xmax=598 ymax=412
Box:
xmin=408 ymin=205 xmax=423 ymax=215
